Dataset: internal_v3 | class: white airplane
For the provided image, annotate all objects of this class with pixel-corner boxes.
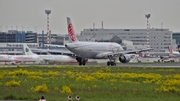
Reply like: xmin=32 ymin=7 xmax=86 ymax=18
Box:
xmin=65 ymin=17 xmax=153 ymax=66
xmin=0 ymin=45 xmax=43 ymax=65
xmin=0 ymin=55 xmax=18 ymax=65
xmin=23 ymin=44 xmax=77 ymax=64
xmin=167 ymin=46 xmax=180 ymax=57
xmin=147 ymin=46 xmax=179 ymax=61
xmin=12 ymin=44 xmax=44 ymax=64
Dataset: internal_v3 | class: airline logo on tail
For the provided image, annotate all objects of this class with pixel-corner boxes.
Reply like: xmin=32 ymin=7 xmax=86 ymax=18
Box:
xmin=68 ymin=23 xmax=76 ymax=42
xmin=23 ymin=44 xmax=36 ymax=55
xmin=168 ymin=46 xmax=173 ymax=53
xmin=26 ymin=48 xmax=29 ymax=52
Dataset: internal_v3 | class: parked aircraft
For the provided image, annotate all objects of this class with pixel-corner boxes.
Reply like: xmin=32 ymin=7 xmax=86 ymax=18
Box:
xmin=24 ymin=44 xmax=76 ymax=64
xmin=13 ymin=44 xmax=44 ymax=64
xmin=168 ymin=46 xmax=180 ymax=57
xmin=148 ymin=46 xmax=178 ymax=62
xmin=0 ymin=44 xmax=43 ymax=65
xmin=0 ymin=55 xmax=18 ymax=65
xmin=65 ymin=17 xmax=153 ymax=66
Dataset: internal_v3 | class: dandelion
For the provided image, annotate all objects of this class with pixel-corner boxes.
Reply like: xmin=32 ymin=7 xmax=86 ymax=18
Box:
xmin=5 ymin=80 xmax=20 ymax=87
xmin=60 ymin=85 xmax=72 ymax=95
xmin=32 ymin=84 xmax=49 ymax=93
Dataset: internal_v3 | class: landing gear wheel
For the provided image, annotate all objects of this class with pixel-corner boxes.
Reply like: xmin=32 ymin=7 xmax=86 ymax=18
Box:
xmin=110 ymin=62 xmax=116 ymax=66
xmin=79 ymin=61 xmax=82 ymax=65
xmin=107 ymin=61 xmax=110 ymax=66
xmin=82 ymin=60 xmax=86 ymax=65
xmin=77 ymin=57 xmax=87 ymax=66
xmin=110 ymin=62 xmax=114 ymax=66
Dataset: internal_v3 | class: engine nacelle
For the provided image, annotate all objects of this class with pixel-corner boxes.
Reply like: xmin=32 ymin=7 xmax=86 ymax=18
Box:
xmin=119 ymin=54 xmax=131 ymax=63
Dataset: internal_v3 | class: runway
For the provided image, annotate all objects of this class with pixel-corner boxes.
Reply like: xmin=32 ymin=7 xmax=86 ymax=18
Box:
xmin=117 ymin=63 xmax=180 ymax=68
xmin=1 ymin=62 xmax=180 ymax=68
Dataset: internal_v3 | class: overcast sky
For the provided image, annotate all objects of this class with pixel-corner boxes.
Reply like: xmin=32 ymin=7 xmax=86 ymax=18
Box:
xmin=0 ymin=0 xmax=180 ymax=34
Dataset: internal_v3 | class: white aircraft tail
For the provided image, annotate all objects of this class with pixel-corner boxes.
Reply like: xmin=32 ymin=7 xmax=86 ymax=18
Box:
xmin=23 ymin=44 xmax=36 ymax=55
xmin=67 ymin=17 xmax=78 ymax=43
xmin=168 ymin=46 xmax=173 ymax=53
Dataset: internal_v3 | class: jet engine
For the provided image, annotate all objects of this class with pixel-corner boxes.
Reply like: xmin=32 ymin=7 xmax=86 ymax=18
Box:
xmin=119 ymin=54 xmax=131 ymax=63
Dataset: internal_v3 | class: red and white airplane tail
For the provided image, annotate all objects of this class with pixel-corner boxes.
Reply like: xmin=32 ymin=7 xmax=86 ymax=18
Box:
xmin=168 ymin=46 xmax=173 ymax=53
xmin=67 ymin=17 xmax=79 ymax=43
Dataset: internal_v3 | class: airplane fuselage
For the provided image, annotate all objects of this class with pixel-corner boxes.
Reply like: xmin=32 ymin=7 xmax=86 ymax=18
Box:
xmin=13 ymin=55 xmax=42 ymax=62
xmin=65 ymin=41 xmax=124 ymax=59
xmin=0 ymin=55 xmax=15 ymax=62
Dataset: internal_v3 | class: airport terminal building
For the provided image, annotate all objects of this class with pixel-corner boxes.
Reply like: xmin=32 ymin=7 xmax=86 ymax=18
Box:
xmin=78 ymin=28 xmax=173 ymax=51
xmin=0 ymin=30 xmax=37 ymax=43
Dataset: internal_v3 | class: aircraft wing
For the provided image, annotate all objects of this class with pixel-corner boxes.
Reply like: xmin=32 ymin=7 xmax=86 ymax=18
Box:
xmin=127 ymin=48 xmax=154 ymax=53
xmin=30 ymin=48 xmax=73 ymax=54
xmin=148 ymin=52 xmax=170 ymax=56
xmin=96 ymin=48 xmax=154 ymax=58
xmin=116 ymin=48 xmax=154 ymax=55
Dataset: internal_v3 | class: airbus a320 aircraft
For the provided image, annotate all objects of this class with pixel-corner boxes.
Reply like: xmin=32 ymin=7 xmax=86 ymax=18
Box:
xmin=65 ymin=17 xmax=153 ymax=66
xmin=148 ymin=46 xmax=180 ymax=61
xmin=13 ymin=44 xmax=44 ymax=64
xmin=0 ymin=55 xmax=18 ymax=65
xmin=0 ymin=44 xmax=43 ymax=65
xmin=23 ymin=44 xmax=76 ymax=64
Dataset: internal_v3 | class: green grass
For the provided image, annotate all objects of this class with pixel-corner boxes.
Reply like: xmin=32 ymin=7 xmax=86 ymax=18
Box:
xmin=0 ymin=65 xmax=180 ymax=101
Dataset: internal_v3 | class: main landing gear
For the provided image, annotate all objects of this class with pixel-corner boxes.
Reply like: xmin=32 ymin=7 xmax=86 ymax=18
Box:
xmin=107 ymin=61 xmax=116 ymax=66
xmin=107 ymin=55 xmax=116 ymax=66
xmin=76 ymin=57 xmax=87 ymax=66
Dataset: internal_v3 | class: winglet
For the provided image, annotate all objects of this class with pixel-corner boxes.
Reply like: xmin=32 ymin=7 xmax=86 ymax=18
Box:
xmin=67 ymin=17 xmax=78 ymax=43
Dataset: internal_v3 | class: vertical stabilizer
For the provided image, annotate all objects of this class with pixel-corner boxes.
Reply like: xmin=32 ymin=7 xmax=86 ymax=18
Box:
xmin=168 ymin=46 xmax=173 ymax=53
xmin=23 ymin=44 xmax=36 ymax=55
xmin=67 ymin=17 xmax=78 ymax=43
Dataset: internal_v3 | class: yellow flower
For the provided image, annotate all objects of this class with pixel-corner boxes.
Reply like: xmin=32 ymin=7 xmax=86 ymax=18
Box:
xmin=60 ymin=85 xmax=72 ymax=95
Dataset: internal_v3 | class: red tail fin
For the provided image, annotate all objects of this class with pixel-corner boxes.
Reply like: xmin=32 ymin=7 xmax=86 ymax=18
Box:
xmin=67 ymin=17 xmax=78 ymax=43
xmin=168 ymin=46 xmax=173 ymax=53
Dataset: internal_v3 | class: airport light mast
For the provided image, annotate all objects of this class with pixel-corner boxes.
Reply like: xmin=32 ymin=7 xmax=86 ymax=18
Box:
xmin=145 ymin=14 xmax=151 ymax=48
xmin=144 ymin=14 xmax=151 ymax=58
xmin=45 ymin=10 xmax=51 ymax=49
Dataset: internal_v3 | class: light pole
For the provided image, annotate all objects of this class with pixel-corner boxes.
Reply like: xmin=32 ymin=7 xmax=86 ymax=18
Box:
xmin=145 ymin=14 xmax=151 ymax=48
xmin=45 ymin=10 xmax=51 ymax=49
